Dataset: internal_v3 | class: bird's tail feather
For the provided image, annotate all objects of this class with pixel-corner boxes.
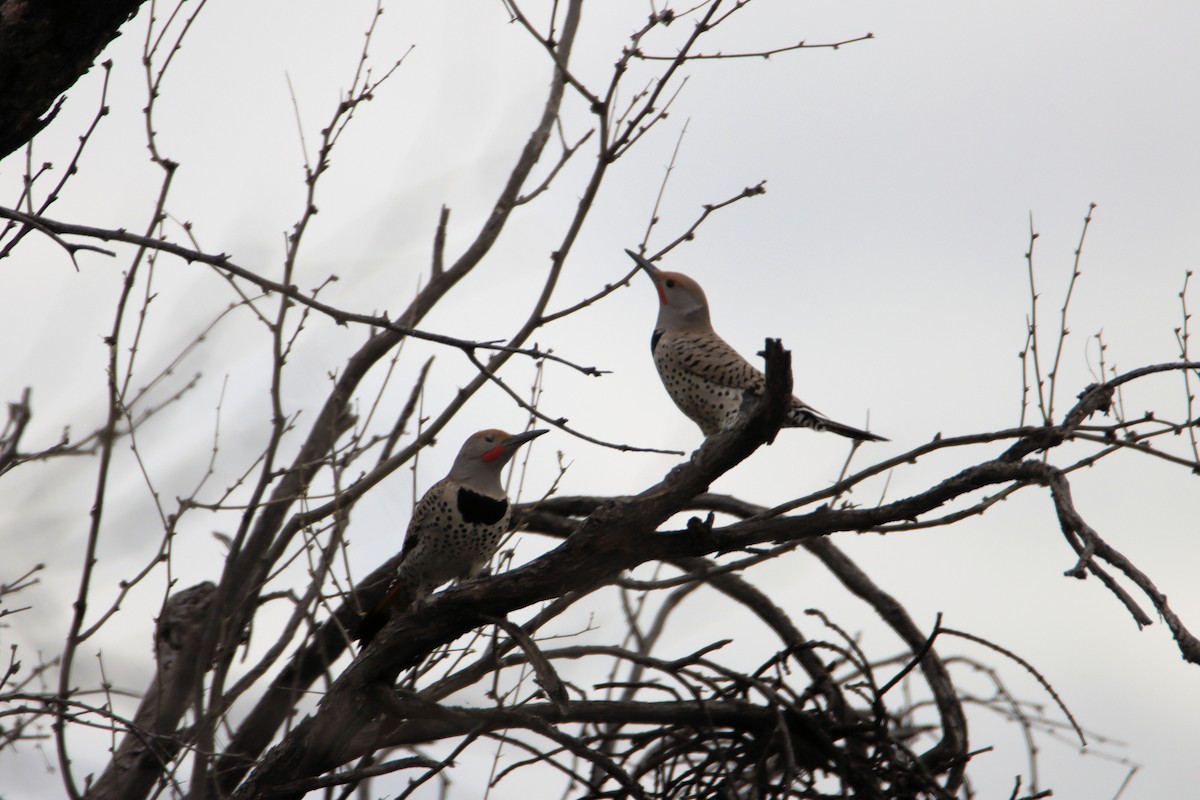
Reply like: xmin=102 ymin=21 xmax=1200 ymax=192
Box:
xmin=789 ymin=407 xmax=888 ymax=442
xmin=820 ymin=417 xmax=888 ymax=442
xmin=355 ymin=578 xmax=418 ymax=647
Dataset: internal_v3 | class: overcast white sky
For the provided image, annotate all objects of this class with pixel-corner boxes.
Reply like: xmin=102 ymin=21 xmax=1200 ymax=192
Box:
xmin=2 ymin=1 xmax=1199 ymax=797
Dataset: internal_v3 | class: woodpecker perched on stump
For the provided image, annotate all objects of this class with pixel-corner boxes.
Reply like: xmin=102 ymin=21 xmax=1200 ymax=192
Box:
xmin=356 ymin=428 xmax=548 ymax=646
xmin=627 ymin=249 xmax=885 ymax=443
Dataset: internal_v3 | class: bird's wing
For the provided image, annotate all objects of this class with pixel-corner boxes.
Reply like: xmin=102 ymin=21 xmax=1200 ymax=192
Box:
xmin=666 ymin=330 xmax=769 ymax=392
xmin=669 ymin=331 xmax=837 ymax=417
xmin=400 ymin=479 xmax=448 ymax=560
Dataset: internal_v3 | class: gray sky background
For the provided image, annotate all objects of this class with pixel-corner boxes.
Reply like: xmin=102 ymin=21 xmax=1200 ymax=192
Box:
xmin=2 ymin=1 xmax=1198 ymax=797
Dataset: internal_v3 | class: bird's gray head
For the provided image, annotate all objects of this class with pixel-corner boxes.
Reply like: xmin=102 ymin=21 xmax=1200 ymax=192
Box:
xmin=626 ymin=249 xmax=712 ymax=331
xmin=448 ymin=428 xmax=548 ymax=491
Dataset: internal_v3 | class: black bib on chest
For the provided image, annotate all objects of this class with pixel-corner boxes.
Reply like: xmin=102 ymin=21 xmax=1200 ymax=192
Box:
xmin=457 ymin=486 xmax=509 ymax=525
xmin=651 ymin=328 xmax=664 ymax=353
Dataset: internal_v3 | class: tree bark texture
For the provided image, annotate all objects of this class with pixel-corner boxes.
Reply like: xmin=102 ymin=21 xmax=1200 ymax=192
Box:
xmin=0 ymin=0 xmax=147 ymax=158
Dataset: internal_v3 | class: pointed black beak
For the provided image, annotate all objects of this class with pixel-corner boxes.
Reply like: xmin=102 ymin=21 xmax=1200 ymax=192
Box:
xmin=625 ymin=248 xmax=661 ymax=280
xmin=503 ymin=429 xmax=548 ymax=450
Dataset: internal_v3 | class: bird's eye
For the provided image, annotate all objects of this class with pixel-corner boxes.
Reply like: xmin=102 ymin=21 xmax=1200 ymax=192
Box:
xmin=665 ymin=279 xmax=676 ymax=288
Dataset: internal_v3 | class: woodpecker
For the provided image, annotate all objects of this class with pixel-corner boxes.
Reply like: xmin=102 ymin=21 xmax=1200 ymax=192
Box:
xmin=627 ymin=249 xmax=885 ymax=442
xmin=356 ymin=428 xmax=548 ymax=645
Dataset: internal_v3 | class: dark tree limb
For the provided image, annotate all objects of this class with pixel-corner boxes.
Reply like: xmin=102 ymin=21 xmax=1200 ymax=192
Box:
xmin=804 ymin=538 xmax=968 ymax=794
xmin=367 ymin=694 xmax=833 ymax=762
xmin=84 ymin=582 xmax=216 ymax=800
xmin=0 ymin=0 xmax=146 ymax=159
xmin=212 ymin=558 xmax=403 ymax=794
xmin=1045 ymin=470 xmax=1200 ymax=663
xmin=0 ymin=387 xmax=32 ymax=477
xmin=523 ymin=497 xmax=967 ymax=794
xmin=188 ymin=0 xmax=591 ymax=789
xmin=229 ymin=339 xmax=796 ymax=798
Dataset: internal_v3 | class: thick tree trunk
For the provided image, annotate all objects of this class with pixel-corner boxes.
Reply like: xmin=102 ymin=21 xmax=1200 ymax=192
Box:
xmin=85 ymin=582 xmax=215 ymax=800
xmin=0 ymin=0 xmax=147 ymax=159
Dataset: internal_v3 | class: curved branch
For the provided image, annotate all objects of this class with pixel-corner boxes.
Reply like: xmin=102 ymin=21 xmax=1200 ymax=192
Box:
xmin=0 ymin=206 xmax=605 ymax=379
